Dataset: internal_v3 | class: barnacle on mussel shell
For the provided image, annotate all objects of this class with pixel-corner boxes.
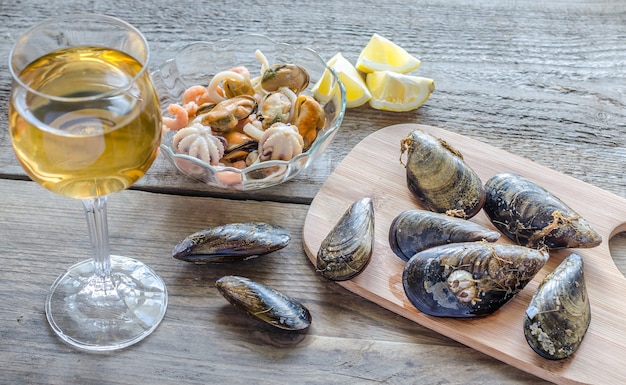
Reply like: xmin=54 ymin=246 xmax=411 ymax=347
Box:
xmin=216 ymin=275 xmax=311 ymax=331
xmin=389 ymin=209 xmax=501 ymax=261
xmin=403 ymin=241 xmax=549 ymax=317
xmin=484 ymin=173 xmax=602 ymax=249
xmin=524 ymin=253 xmax=590 ymax=360
xmin=172 ymin=222 xmax=290 ymax=263
xmin=317 ymin=197 xmax=375 ymax=281
xmin=400 ymin=129 xmax=485 ymax=219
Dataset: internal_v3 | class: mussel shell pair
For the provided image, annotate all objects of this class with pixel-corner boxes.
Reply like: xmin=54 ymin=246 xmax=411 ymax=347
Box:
xmin=216 ymin=275 xmax=311 ymax=331
xmin=403 ymin=242 xmax=549 ymax=317
xmin=400 ymin=129 xmax=485 ymax=219
xmin=389 ymin=209 xmax=500 ymax=261
xmin=172 ymin=222 xmax=290 ymax=263
xmin=524 ymin=253 xmax=590 ymax=360
xmin=316 ymin=197 xmax=374 ymax=281
xmin=484 ymin=173 xmax=602 ymax=249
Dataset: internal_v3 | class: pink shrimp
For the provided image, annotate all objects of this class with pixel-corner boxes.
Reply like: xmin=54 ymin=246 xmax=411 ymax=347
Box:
xmin=182 ymin=85 xmax=212 ymax=106
xmin=183 ymin=101 xmax=198 ymax=117
xmin=162 ymin=103 xmax=189 ymax=130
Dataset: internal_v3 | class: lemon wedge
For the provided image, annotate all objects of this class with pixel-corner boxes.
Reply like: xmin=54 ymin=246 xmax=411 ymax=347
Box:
xmin=366 ymin=70 xmax=434 ymax=112
xmin=312 ymin=52 xmax=371 ymax=108
xmin=356 ymin=34 xmax=421 ymax=74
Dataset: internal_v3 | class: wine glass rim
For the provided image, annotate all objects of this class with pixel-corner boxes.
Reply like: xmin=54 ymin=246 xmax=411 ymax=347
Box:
xmin=8 ymin=13 xmax=152 ymax=103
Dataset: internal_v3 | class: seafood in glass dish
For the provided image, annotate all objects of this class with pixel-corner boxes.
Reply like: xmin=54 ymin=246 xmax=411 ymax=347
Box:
xmin=152 ymin=35 xmax=346 ymax=191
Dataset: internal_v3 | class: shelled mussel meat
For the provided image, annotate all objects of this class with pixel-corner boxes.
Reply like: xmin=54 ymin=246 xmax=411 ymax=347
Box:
xmin=261 ymin=63 xmax=310 ymax=94
xmin=400 ymin=129 xmax=485 ymax=219
xmin=403 ymin=242 xmax=549 ymax=317
xmin=524 ymin=253 xmax=590 ymax=360
xmin=389 ymin=209 xmax=500 ymax=261
xmin=317 ymin=197 xmax=374 ymax=281
xmin=199 ymin=95 xmax=257 ymax=132
xmin=483 ymin=173 xmax=602 ymax=249
xmin=172 ymin=222 xmax=290 ymax=263
xmin=292 ymin=95 xmax=326 ymax=151
xmin=260 ymin=91 xmax=293 ymax=129
xmin=216 ymin=275 xmax=311 ymax=331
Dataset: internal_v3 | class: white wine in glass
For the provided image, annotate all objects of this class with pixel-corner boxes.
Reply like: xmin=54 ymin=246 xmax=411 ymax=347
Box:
xmin=8 ymin=14 xmax=168 ymax=352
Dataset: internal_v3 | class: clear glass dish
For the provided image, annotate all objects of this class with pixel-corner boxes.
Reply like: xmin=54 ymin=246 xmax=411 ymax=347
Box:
xmin=152 ymin=34 xmax=346 ymax=191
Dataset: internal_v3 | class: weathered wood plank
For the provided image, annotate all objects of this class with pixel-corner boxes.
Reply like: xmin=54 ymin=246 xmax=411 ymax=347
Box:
xmin=1 ymin=0 xmax=626 ymax=202
xmin=1 ymin=1 xmax=626 ymax=383
xmin=0 ymin=179 xmax=548 ymax=384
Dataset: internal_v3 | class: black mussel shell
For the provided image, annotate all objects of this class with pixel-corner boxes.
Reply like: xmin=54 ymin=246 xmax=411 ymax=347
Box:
xmin=524 ymin=253 xmax=591 ymax=360
xmin=216 ymin=275 xmax=311 ymax=331
xmin=484 ymin=173 xmax=602 ymax=249
xmin=317 ymin=197 xmax=374 ymax=281
xmin=403 ymin=242 xmax=549 ymax=317
xmin=389 ymin=209 xmax=500 ymax=261
xmin=172 ymin=222 xmax=290 ymax=263
xmin=400 ymin=129 xmax=485 ymax=219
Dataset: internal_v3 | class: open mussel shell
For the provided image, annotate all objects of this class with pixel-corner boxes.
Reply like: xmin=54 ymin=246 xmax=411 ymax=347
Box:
xmin=389 ymin=209 xmax=500 ymax=261
xmin=317 ymin=197 xmax=374 ymax=281
xmin=524 ymin=253 xmax=590 ymax=360
xmin=172 ymin=222 xmax=290 ymax=263
xmin=216 ymin=275 xmax=312 ymax=331
xmin=484 ymin=173 xmax=602 ymax=249
xmin=403 ymin=242 xmax=549 ymax=317
xmin=400 ymin=129 xmax=485 ymax=219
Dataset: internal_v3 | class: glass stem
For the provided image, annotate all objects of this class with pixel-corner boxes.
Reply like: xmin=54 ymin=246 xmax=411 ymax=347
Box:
xmin=83 ymin=197 xmax=111 ymax=279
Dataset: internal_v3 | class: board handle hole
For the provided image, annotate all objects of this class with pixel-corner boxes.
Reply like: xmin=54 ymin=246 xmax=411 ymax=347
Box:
xmin=609 ymin=230 xmax=626 ymax=278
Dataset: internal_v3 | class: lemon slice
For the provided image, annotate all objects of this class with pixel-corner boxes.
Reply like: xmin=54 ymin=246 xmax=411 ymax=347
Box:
xmin=366 ymin=70 xmax=434 ymax=112
xmin=313 ymin=52 xmax=371 ymax=108
xmin=356 ymin=34 xmax=421 ymax=74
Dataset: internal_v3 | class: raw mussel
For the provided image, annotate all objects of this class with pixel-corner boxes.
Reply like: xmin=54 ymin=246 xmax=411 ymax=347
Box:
xmin=172 ymin=222 xmax=290 ymax=263
xmin=216 ymin=275 xmax=311 ymax=331
xmin=389 ymin=209 xmax=501 ymax=261
xmin=524 ymin=253 xmax=590 ymax=360
xmin=400 ymin=129 xmax=485 ymax=218
xmin=317 ymin=197 xmax=374 ymax=281
xmin=484 ymin=173 xmax=602 ymax=249
xmin=403 ymin=241 xmax=549 ymax=317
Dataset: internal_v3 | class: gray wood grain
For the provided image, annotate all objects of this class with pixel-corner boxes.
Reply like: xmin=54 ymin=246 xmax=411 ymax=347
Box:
xmin=1 ymin=1 xmax=626 ymax=383
xmin=0 ymin=179 xmax=550 ymax=384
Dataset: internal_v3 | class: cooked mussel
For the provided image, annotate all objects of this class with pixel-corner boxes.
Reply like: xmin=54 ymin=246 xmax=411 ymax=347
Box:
xmin=261 ymin=63 xmax=310 ymax=94
xmin=216 ymin=275 xmax=311 ymax=331
xmin=260 ymin=91 xmax=293 ymax=129
xmin=317 ymin=197 xmax=374 ymax=281
xmin=400 ymin=129 xmax=485 ymax=218
xmin=403 ymin=241 xmax=549 ymax=317
xmin=291 ymin=95 xmax=326 ymax=151
xmin=389 ymin=209 xmax=501 ymax=261
xmin=172 ymin=222 xmax=290 ymax=263
xmin=484 ymin=173 xmax=602 ymax=249
xmin=524 ymin=253 xmax=590 ymax=360
xmin=200 ymin=95 xmax=257 ymax=132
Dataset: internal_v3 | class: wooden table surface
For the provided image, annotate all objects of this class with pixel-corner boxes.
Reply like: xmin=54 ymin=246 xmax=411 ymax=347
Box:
xmin=1 ymin=1 xmax=626 ymax=384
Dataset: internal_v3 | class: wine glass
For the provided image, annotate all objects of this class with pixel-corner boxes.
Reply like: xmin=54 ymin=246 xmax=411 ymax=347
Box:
xmin=8 ymin=14 xmax=168 ymax=352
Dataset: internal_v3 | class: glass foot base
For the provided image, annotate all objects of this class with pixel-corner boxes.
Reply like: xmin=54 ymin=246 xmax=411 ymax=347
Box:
xmin=45 ymin=255 xmax=168 ymax=352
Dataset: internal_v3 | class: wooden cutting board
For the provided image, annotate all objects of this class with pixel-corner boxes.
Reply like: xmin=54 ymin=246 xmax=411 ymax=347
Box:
xmin=302 ymin=123 xmax=626 ymax=385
